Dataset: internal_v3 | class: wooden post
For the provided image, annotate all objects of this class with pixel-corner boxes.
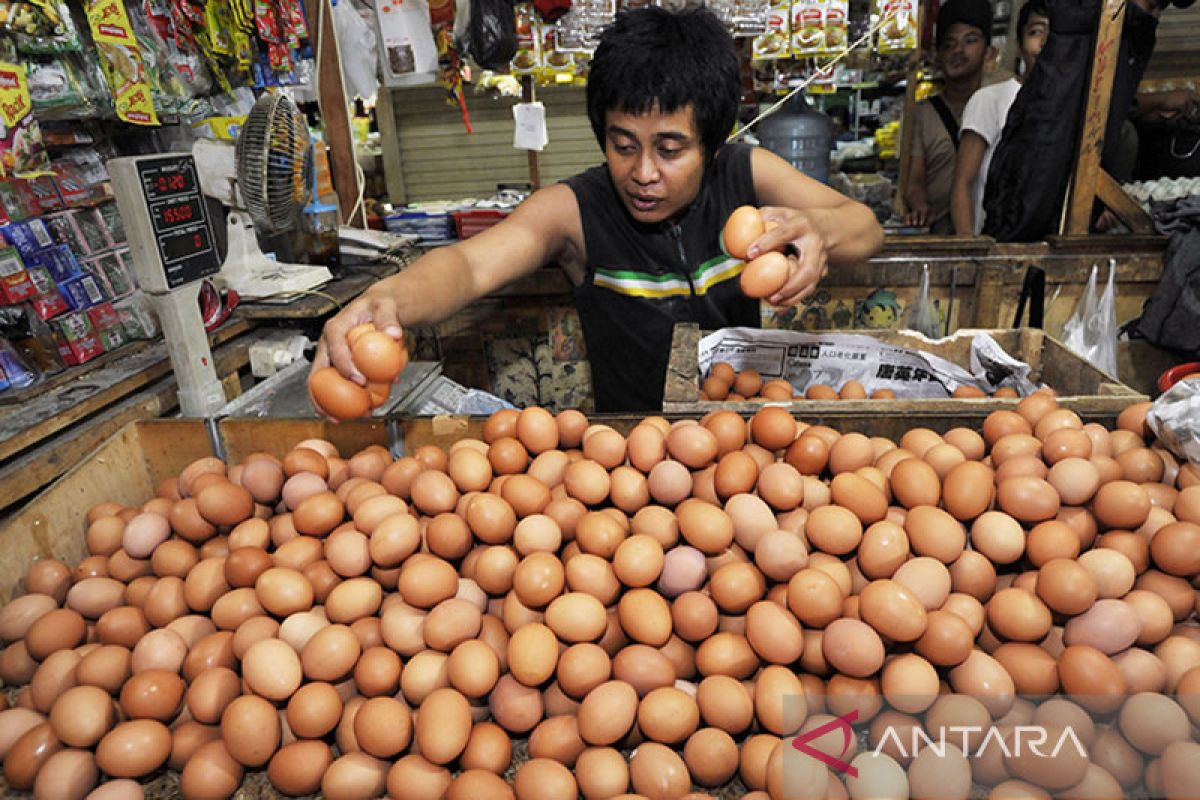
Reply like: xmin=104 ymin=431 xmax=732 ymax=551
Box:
xmin=304 ymin=0 xmax=367 ymax=228
xmin=375 ymin=89 xmax=408 ymax=206
xmin=894 ymin=0 xmax=928 ymax=218
xmin=1062 ymin=0 xmax=1125 ymax=235
xmin=522 ymin=77 xmax=541 ymax=190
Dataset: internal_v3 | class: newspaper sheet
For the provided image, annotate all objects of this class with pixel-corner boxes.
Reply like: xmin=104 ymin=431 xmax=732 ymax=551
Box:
xmin=697 ymin=328 xmax=1040 ymax=398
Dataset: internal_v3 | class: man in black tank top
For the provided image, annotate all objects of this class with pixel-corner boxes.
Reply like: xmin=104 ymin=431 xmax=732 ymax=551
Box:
xmin=314 ymin=7 xmax=883 ymax=413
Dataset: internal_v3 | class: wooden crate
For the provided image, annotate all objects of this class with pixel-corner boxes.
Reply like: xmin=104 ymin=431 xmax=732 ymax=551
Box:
xmin=663 ymin=323 xmax=1146 ymax=424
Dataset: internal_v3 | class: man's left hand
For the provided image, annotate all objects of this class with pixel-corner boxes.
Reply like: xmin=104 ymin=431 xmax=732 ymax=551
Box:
xmin=746 ymin=206 xmax=830 ymax=306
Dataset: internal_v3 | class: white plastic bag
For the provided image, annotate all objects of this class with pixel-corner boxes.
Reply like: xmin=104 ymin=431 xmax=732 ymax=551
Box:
xmin=334 ymin=0 xmax=380 ymax=102
xmin=1062 ymin=259 xmax=1118 ymax=378
xmin=901 ymin=264 xmax=942 ymax=338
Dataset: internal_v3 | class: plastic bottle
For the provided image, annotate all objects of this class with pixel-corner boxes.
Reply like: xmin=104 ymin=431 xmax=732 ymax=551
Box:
xmin=756 ymin=92 xmax=834 ymax=184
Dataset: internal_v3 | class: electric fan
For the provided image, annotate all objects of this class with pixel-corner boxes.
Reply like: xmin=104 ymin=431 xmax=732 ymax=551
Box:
xmin=211 ymin=92 xmax=333 ymax=299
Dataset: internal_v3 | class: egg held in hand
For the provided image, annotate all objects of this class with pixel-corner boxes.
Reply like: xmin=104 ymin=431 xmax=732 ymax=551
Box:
xmin=739 ymin=252 xmax=790 ymax=299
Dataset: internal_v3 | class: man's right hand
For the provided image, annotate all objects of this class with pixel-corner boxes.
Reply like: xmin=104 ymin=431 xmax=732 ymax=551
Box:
xmin=312 ymin=288 xmax=405 ymax=386
xmin=904 ymin=201 xmax=931 ymax=228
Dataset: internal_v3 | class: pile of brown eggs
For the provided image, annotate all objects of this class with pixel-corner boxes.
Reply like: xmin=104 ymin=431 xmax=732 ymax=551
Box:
xmin=1 ymin=395 xmax=1200 ymax=800
xmin=701 ymin=363 xmax=1022 ymax=402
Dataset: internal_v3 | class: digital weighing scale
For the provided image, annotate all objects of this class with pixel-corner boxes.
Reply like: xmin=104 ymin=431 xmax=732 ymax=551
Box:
xmin=109 ymin=153 xmax=227 ymax=417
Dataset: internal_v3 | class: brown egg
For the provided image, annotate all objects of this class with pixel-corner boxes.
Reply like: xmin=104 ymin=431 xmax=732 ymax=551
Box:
xmin=415 ymin=688 xmax=472 ymax=764
xmin=915 ymin=609 xmax=974 ymax=667
xmin=942 ymin=461 xmax=995 ymax=521
xmin=822 ymin=619 xmax=884 ymax=677
xmin=1058 ymin=645 xmax=1126 ymax=714
xmin=987 ymin=588 xmax=1052 ymax=642
xmin=95 ymin=719 xmax=171 ymax=778
xmin=1093 ymin=480 xmax=1152 ymax=530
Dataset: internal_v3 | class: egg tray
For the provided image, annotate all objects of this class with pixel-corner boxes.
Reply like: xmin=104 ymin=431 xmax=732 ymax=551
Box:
xmin=664 ymin=324 xmax=1146 ymax=426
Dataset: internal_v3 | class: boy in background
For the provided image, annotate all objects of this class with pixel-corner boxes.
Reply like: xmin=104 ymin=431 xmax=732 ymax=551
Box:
xmin=952 ymin=0 xmax=1050 ymax=235
xmin=902 ymin=0 xmax=996 ymax=232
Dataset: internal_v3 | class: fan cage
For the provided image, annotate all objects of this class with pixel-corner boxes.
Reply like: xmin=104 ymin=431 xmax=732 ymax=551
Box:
xmin=235 ymin=92 xmax=313 ymax=232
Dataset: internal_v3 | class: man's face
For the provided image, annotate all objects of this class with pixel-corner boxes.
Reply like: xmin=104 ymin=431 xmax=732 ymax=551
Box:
xmin=1020 ymin=13 xmax=1050 ymax=70
xmin=937 ymin=22 xmax=989 ymax=81
xmin=604 ymin=104 xmax=706 ymax=225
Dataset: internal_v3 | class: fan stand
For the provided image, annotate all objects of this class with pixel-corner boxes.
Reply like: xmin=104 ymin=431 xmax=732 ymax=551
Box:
xmin=218 ymin=209 xmax=333 ymax=301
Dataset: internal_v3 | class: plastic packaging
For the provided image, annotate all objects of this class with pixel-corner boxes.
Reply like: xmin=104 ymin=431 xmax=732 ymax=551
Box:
xmin=1062 ymin=260 xmax=1118 ymax=378
xmin=901 ymin=264 xmax=943 ymax=339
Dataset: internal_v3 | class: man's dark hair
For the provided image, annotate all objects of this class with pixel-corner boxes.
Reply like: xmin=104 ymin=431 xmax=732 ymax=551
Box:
xmin=587 ymin=7 xmax=739 ymax=161
xmin=1016 ymin=0 xmax=1049 ymax=38
xmin=935 ymin=0 xmax=994 ymax=47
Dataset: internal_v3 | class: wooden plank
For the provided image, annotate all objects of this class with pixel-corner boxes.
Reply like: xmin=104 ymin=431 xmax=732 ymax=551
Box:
xmin=1063 ymin=0 xmax=1127 ymax=235
xmin=234 ymin=263 xmax=403 ymax=320
xmin=0 ymin=320 xmax=249 ymax=465
xmin=305 ymin=0 xmax=366 ymax=228
xmin=376 ymin=89 xmax=408 ymax=206
xmin=0 ymin=340 xmax=155 ymax=407
xmin=1044 ymin=233 xmax=1167 ymax=253
xmin=1094 ymin=169 xmax=1155 ymax=234
xmin=0 ymin=419 xmax=212 ymax=603
xmin=0 ymin=331 xmax=259 ymax=513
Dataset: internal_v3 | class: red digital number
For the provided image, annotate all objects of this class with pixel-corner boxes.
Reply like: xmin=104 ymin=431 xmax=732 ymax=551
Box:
xmin=194 ymin=233 xmax=203 ymax=248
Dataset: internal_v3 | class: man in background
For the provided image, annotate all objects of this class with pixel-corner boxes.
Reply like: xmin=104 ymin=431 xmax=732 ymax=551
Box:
xmin=951 ymin=0 xmax=1050 ymax=235
xmin=902 ymin=0 xmax=996 ymax=232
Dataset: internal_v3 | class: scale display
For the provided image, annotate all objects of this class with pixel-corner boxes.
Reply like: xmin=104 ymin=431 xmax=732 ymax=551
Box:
xmin=135 ymin=156 xmax=219 ymax=289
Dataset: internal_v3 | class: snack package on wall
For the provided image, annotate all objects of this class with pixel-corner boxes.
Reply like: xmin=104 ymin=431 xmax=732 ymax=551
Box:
xmin=50 ymin=308 xmax=103 ymax=364
xmin=0 ymin=178 xmax=41 ymax=220
xmin=790 ymin=0 xmax=821 ymax=57
xmin=752 ymin=1 xmax=789 ymax=60
xmin=85 ymin=249 xmax=134 ymax=297
xmin=27 ymin=242 xmax=82 ymax=282
xmin=876 ymin=0 xmax=917 ymax=54
xmin=1 ymin=218 xmax=54 ymax=257
xmin=95 ymin=201 xmax=125 ymax=245
xmin=822 ymin=0 xmax=847 ymax=53
xmin=113 ymin=289 xmax=157 ymax=339
xmin=57 ymin=270 xmax=107 ymax=310
xmin=0 ymin=60 xmax=54 ymax=178
xmin=86 ymin=0 xmax=161 ymax=125
xmin=27 ymin=174 xmax=62 ymax=210
xmin=538 ymin=22 xmax=574 ymax=80
xmin=511 ymin=3 xmax=539 ymax=76
xmin=7 ymin=0 xmax=83 ymax=54
xmin=0 ymin=254 xmax=36 ymax=302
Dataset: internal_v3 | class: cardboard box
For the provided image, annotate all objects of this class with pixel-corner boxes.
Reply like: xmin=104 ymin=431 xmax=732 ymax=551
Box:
xmin=50 ymin=310 xmax=104 ymax=365
xmin=1 ymin=219 xmax=55 ymax=259
xmin=57 ymin=272 xmax=108 ymax=311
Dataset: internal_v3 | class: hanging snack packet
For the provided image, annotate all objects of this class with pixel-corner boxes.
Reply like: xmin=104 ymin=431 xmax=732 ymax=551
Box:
xmin=0 ymin=60 xmax=54 ymax=178
xmin=822 ymin=0 xmax=847 ymax=52
xmin=8 ymin=0 xmax=83 ymax=54
xmin=752 ymin=0 xmax=788 ymax=60
xmin=876 ymin=0 xmax=917 ymax=54
xmin=790 ymin=0 xmax=822 ymax=57
xmin=86 ymin=0 xmax=160 ymax=125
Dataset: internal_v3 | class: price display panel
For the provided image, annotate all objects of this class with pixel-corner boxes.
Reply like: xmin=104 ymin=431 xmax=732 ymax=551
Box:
xmin=135 ymin=156 xmax=219 ymax=289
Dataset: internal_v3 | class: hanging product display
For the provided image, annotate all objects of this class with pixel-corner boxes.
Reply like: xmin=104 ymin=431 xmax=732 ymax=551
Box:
xmin=85 ymin=0 xmax=160 ymax=124
xmin=876 ymin=0 xmax=917 ymax=54
xmin=0 ymin=57 xmax=53 ymax=177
